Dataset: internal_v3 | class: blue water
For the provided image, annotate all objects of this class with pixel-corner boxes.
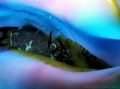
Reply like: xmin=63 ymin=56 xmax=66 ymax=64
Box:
xmin=0 ymin=3 xmax=75 ymax=40
xmin=0 ymin=3 xmax=120 ymax=66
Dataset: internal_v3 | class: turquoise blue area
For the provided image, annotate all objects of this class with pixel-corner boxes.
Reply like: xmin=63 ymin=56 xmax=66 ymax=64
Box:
xmin=0 ymin=3 xmax=120 ymax=67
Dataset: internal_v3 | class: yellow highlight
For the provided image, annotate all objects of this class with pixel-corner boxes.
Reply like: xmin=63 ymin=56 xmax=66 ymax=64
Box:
xmin=11 ymin=49 xmax=94 ymax=72
xmin=107 ymin=0 xmax=120 ymax=21
xmin=107 ymin=0 xmax=113 ymax=4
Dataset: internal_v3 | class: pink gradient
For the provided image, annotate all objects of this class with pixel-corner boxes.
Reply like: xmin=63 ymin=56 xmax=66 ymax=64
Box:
xmin=0 ymin=51 xmax=120 ymax=89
